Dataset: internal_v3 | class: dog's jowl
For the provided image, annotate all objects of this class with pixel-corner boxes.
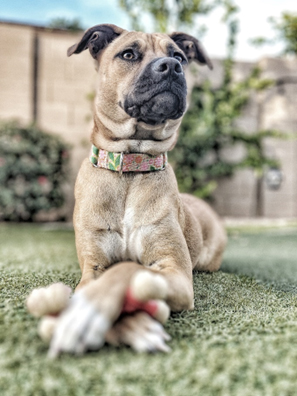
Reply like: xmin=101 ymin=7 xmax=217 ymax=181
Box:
xmin=49 ymin=24 xmax=226 ymax=356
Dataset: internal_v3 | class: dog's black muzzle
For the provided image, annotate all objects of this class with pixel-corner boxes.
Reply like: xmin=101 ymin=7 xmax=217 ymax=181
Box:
xmin=123 ymin=57 xmax=187 ymax=126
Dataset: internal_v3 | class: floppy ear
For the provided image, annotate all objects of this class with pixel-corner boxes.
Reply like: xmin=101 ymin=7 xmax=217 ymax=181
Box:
xmin=67 ymin=24 xmax=125 ymax=59
xmin=170 ymin=32 xmax=213 ymax=70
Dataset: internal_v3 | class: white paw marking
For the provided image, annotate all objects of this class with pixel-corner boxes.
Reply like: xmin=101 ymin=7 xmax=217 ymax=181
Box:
xmin=48 ymin=293 xmax=110 ymax=358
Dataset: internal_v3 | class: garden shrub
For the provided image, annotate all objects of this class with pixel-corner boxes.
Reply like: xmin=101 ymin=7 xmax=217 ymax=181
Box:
xmin=0 ymin=122 xmax=70 ymax=221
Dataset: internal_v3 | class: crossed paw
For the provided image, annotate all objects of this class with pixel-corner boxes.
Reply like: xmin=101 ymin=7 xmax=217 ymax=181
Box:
xmin=26 ymin=271 xmax=171 ymax=357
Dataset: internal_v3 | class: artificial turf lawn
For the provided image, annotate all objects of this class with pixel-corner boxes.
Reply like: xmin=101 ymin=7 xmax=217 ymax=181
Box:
xmin=1 ymin=223 xmax=297 ymax=396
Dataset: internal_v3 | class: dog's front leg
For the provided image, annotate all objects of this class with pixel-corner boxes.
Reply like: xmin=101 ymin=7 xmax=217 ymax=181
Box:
xmin=48 ymin=262 xmax=170 ymax=357
xmin=74 ymin=228 xmax=114 ymax=291
xmin=49 ymin=228 xmax=194 ymax=356
xmin=140 ymin=225 xmax=195 ymax=312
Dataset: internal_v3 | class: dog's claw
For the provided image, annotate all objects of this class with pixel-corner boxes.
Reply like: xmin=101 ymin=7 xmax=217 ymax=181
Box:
xmin=106 ymin=312 xmax=171 ymax=353
xmin=134 ymin=332 xmax=171 ymax=353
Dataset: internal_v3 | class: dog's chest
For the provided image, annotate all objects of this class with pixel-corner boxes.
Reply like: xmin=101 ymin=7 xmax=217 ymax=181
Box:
xmin=121 ymin=206 xmax=143 ymax=261
xmin=100 ymin=204 xmax=151 ymax=264
xmin=77 ymin=164 xmax=171 ymax=266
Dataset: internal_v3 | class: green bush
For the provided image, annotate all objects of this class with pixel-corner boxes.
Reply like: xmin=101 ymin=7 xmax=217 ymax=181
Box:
xmin=169 ymin=73 xmax=279 ymax=199
xmin=0 ymin=122 xmax=70 ymax=221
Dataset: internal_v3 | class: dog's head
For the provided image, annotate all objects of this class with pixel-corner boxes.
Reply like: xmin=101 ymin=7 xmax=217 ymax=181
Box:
xmin=68 ymin=24 xmax=212 ymax=154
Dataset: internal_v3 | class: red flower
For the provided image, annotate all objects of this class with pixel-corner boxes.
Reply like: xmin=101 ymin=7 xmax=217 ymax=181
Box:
xmin=38 ymin=176 xmax=48 ymax=185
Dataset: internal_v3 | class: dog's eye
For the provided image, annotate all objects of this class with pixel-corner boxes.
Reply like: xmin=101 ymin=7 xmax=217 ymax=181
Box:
xmin=122 ymin=50 xmax=135 ymax=60
xmin=174 ymin=53 xmax=184 ymax=63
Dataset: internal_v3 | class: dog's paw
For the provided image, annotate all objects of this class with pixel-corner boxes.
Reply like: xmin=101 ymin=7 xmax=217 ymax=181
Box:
xmin=27 ymin=283 xmax=72 ymax=317
xmin=48 ymin=292 xmax=110 ymax=358
xmin=106 ymin=312 xmax=171 ymax=353
xmin=131 ymin=271 xmax=168 ymax=302
xmin=39 ymin=315 xmax=59 ymax=342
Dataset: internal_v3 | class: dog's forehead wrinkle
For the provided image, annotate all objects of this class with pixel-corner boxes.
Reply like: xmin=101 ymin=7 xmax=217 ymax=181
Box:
xmin=116 ymin=32 xmax=171 ymax=55
xmin=115 ymin=32 xmax=148 ymax=50
xmin=148 ymin=33 xmax=156 ymax=52
xmin=153 ymin=35 xmax=174 ymax=53
xmin=166 ymin=43 xmax=180 ymax=55
xmin=120 ymin=40 xmax=143 ymax=51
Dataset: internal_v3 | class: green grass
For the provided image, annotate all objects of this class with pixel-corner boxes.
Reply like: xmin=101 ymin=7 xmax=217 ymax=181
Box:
xmin=1 ymin=223 xmax=297 ymax=396
xmin=223 ymin=228 xmax=297 ymax=293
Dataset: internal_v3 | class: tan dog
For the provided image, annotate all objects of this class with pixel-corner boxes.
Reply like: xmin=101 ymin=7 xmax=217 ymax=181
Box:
xmin=49 ymin=24 xmax=227 ymax=356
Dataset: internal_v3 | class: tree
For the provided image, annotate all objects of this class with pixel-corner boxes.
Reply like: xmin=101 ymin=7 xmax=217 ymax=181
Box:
xmin=251 ymin=12 xmax=297 ymax=56
xmin=48 ymin=18 xmax=83 ymax=32
xmin=119 ymin=0 xmax=214 ymax=33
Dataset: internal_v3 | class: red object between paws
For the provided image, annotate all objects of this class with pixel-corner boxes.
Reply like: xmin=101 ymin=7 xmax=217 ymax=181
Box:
xmin=121 ymin=288 xmax=158 ymax=317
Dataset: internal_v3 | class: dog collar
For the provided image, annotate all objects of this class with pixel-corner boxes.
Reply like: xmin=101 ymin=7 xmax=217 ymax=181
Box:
xmin=90 ymin=145 xmax=167 ymax=174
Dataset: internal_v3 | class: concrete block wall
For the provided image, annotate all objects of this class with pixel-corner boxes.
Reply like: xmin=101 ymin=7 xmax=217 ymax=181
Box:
xmin=0 ymin=21 xmax=296 ymax=219
xmin=0 ymin=24 xmax=33 ymax=124
xmin=259 ymin=57 xmax=297 ymax=218
xmin=203 ymin=57 xmax=297 ymax=218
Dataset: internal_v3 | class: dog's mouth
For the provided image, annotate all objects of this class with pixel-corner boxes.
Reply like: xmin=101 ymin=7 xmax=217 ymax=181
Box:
xmin=124 ymin=90 xmax=185 ymax=126
xmin=123 ymin=74 xmax=187 ymax=126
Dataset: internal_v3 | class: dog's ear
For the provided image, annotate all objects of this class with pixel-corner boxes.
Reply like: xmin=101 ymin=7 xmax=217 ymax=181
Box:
xmin=170 ymin=32 xmax=213 ymax=70
xmin=67 ymin=24 xmax=125 ymax=59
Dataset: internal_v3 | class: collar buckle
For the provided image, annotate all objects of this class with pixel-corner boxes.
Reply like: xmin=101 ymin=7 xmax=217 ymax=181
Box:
xmin=161 ymin=153 xmax=167 ymax=170
xmin=119 ymin=152 xmax=124 ymax=176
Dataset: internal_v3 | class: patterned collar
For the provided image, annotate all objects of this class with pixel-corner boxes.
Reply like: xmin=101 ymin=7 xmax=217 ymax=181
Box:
xmin=89 ymin=145 xmax=167 ymax=174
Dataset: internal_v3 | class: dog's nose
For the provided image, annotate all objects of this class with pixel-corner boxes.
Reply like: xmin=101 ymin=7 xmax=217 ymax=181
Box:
xmin=152 ymin=58 xmax=183 ymax=77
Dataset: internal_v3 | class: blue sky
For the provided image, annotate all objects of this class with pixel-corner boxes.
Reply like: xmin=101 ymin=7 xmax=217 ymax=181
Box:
xmin=1 ymin=0 xmax=296 ymax=61
xmin=0 ymin=0 xmax=130 ymax=28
